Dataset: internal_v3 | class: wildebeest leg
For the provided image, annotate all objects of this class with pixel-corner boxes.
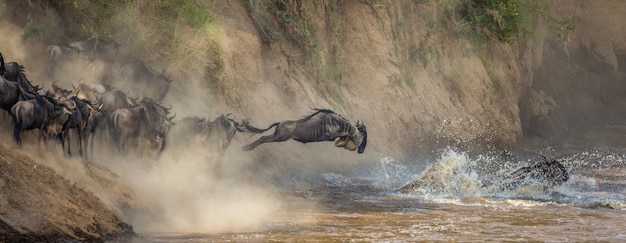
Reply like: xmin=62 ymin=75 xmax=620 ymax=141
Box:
xmin=13 ymin=122 xmax=22 ymax=146
xmin=242 ymin=134 xmax=290 ymax=151
xmin=118 ymin=134 xmax=128 ymax=154
xmin=58 ymin=132 xmax=65 ymax=154
xmin=82 ymin=132 xmax=89 ymax=160
xmin=83 ymin=130 xmax=94 ymax=161
xmin=66 ymin=130 xmax=72 ymax=156
xmin=89 ymin=130 xmax=96 ymax=160
xmin=77 ymin=128 xmax=83 ymax=157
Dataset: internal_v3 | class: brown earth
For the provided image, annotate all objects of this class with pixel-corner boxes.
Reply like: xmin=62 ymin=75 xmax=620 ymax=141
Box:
xmin=0 ymin=144 xmax=134 ymax=242
xmin=0 ymin=0 xmax=626 ymax=241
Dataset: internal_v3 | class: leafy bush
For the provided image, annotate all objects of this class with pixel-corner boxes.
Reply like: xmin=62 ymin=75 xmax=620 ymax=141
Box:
xmin=463 ymin=0 xmax=522 ymax=43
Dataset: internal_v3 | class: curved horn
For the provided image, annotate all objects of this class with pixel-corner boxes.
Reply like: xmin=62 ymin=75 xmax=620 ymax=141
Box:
xmin=168 ymin=113 xmax=176 ymax=121
xmin=68 ymin=100 xmax=77 ymax=110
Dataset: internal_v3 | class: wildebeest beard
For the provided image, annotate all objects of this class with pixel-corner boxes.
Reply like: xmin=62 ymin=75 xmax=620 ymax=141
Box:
xmin=334 ymin=118 xmax=367 ymax=153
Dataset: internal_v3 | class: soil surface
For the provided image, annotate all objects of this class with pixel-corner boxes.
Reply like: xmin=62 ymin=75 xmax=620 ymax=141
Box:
xmin=0 ymin=144 xmax=134 ymax=242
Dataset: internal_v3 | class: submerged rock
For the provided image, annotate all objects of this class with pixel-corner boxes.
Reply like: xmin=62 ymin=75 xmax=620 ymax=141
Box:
xmin=0 ymin=144 xmax=134 ymax=242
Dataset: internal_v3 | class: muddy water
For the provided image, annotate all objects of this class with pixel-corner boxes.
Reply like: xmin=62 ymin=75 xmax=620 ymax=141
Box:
xmin=130 ymin=126 xmax=626 ymax=242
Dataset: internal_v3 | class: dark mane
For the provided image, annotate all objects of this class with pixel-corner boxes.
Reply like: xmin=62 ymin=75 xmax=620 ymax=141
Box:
xmin=10 ymin=63 xmax=39 ymax=93
xmin=298 ymin=108 xmax=342 ymax=122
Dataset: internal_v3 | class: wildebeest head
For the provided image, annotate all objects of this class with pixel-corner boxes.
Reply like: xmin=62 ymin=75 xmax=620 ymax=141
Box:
xmin=51 ymin=81 xmax=72 ymax=100
xmin=340 ymin=120 xmax=367 ymax=153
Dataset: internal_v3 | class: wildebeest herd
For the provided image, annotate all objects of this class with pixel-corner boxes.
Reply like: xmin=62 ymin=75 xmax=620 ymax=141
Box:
xmin=0 ymin=37 xmax=369 ymax=164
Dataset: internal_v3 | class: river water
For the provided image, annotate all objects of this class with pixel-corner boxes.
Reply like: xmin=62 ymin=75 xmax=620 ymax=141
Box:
xmin=129 ymin=125 xmax=626 ymax=242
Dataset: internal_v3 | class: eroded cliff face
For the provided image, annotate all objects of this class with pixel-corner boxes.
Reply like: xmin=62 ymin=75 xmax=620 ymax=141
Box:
xmin=527 ymin=1 xmax=626 ymax=137
xmin=212 ymin=0 xmax=626 ymax=160
xmin=213 ymin=0 xmax=529 ymax=161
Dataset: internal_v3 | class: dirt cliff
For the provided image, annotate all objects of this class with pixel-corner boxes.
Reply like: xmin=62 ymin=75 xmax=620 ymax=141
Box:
xmin=0 ymin=144 xmax=134 ymax=242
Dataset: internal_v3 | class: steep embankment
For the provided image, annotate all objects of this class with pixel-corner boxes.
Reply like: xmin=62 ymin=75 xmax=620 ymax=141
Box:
xmin=215 ymin=0 xmax=529 ymax=160
xmin=526 ymin=1 xmax=626 ymax=136
xmin=0 ymin=144 xmax=134 ymax=242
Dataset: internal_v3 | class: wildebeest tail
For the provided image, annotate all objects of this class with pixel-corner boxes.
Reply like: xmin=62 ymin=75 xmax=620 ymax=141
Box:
xmin=241 ymin=120 xmax=279 ymax=134
xmin=11 ymin=105 xmax=23 ymax=144
xmin=46 ymin=45 xmax=62 ymax=63
xmin=110 ymin=112 xmax=122 ymax=143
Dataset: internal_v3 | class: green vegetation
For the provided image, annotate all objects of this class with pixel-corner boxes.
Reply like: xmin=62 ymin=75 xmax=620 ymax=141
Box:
xmin=453 ymin=0 xmax=574 ymax=44
xmin=463 ymin=0 xmax=524 ymax=43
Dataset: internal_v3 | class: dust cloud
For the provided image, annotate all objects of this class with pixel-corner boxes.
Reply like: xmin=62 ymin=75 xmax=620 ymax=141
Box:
xmin=102 ymin=143 xmax=281 ymax=233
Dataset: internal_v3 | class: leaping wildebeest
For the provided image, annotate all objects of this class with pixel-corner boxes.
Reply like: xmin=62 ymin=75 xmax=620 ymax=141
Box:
xmin=241 ymin=109 xmax=368 ymax=153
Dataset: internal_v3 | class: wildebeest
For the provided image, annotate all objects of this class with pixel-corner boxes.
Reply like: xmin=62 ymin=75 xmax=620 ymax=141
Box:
xmin=46 ymin=37 xmax=120 ymax=79
xmin=241 ymin=109 xmax=368 ymax=153
xmin=58 ymin=96 xmax=92 ymax=156
xmin=69 ymin=37 xmax=120 ymax=62
xmin=0 ymin=54 xmax=40 ymax=94
xmin=0 ymin=64 xmax=39 ymax=112
xmin=1 ymin=59 xmax=40 ymax=93
xmin=493 ymin=156 xmax=570 ymax=190
xmin=99 ymin=88 xmax=130 ymax=115
xmin=396 ymin=156 xmax=569 ymax=193
xmin=172 ymin=114 xmax=245 ymax=158
xmin=109 ymin=97 xmax=174 ymax=157
xmin=82 ymin=102 xmax=104 ymax=160
xmin=120 ymin=60 xmax=172 ymax=101
xmin=46 ymin=43 xmax=81 ymax=78
xmin=11 ymin=94 xmax=71 ymax=146
xmin=46 ymin=43 xmax=81 ymax=64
